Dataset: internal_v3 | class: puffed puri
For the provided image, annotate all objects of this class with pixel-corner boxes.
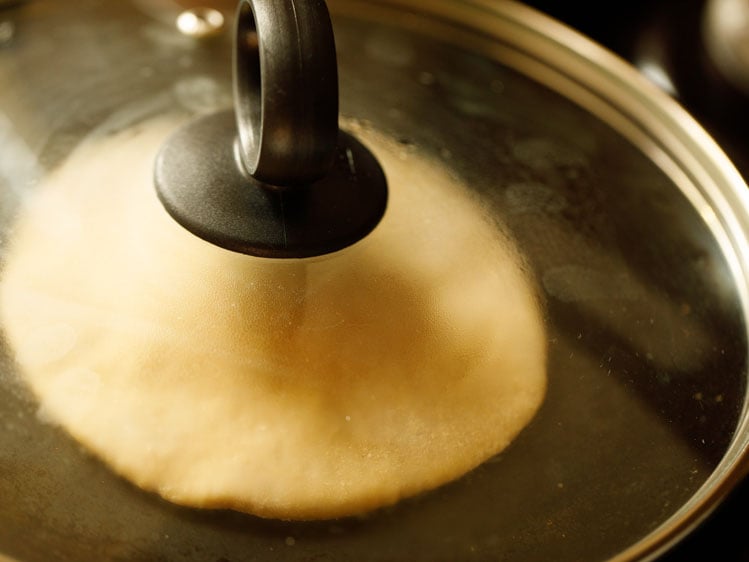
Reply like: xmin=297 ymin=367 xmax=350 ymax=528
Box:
xmin=0 ymin=117 xmax=546 ymax=520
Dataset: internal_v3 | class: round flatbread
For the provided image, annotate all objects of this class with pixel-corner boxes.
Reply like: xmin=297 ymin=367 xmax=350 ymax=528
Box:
xmin=0 ymin=117 xmax=546 ymax=520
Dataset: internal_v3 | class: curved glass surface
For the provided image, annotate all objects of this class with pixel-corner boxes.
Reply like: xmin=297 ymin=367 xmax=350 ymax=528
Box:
xmin=0 ymin=1 xmax=747 ymax=560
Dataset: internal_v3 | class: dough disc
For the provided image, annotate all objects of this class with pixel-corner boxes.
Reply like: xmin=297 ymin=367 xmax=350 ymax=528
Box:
xmin=0 ymin=118 xmax=546 ymax=520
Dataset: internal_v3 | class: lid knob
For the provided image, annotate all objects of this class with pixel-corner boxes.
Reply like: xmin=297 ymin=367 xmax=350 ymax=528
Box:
xmin=154 ymin=0 xmax=388 ymax=258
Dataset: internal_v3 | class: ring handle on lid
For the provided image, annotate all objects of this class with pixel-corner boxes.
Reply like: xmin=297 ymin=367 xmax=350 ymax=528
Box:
xmin=154 ymin=0 xmax=387 ymax=258
xmin=234 ymin=0 xmax=339 ymax=186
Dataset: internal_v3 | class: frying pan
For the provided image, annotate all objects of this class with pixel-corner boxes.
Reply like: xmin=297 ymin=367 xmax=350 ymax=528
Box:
xmin=0 ymin=0 xmax=747 ymax=560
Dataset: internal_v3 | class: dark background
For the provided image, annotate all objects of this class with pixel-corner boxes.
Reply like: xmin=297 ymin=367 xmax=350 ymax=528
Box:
xmin=520 ymin=1 xmax=749 ymax=560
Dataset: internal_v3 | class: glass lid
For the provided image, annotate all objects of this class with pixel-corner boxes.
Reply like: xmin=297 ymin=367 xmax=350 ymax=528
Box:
xmin=0 ymin=1 xmax=748 ymax=561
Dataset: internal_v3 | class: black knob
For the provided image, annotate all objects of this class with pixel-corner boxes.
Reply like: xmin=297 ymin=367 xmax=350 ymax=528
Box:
xmin=154 ymin=0 xmax=387 ymax=258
